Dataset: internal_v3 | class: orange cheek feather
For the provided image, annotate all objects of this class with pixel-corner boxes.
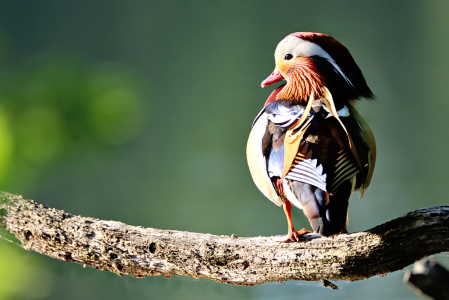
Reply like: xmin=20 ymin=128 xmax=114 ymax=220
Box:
xmin=276 ymin=57 xmax=326 ymax=103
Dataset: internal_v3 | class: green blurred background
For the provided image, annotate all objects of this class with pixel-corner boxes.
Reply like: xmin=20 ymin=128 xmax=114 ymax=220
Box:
xmin=0 ymin=1 xmax=448 ymax=299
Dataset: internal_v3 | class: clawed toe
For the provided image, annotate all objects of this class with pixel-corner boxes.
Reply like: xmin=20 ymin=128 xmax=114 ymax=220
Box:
xmin=282 ymin=228 xmax=312 ymax=242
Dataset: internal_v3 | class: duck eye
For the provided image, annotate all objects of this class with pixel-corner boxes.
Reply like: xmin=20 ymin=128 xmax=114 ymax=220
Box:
xmin=284 ymin=54 xmax=293 ymax=61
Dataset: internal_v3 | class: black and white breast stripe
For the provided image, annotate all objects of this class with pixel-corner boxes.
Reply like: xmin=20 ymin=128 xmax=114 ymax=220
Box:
xmin=251 ymin=98 xmax=357 ymax=195
xmin=285 ymin=142 xmax=327 ymax=192
xmin=331 ymin=150 xmax=359 ymax=191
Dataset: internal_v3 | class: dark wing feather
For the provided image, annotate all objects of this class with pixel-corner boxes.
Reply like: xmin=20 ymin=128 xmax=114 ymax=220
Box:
xmin=295 ymin=112 xmax=359 ymax=195
xmin=342 ymin=104 xmax=376 ymax=196
xmin=263 ymin=98 xmax=361 ymax=196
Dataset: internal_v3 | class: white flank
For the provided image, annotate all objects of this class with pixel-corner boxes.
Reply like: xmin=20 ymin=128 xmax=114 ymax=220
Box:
xmin=247 ymin=114 xmax=283 ymax=207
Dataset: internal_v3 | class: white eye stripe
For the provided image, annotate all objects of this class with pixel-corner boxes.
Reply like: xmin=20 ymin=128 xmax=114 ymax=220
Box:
xmin=275 ymin=36 xmax=353 ymax=86
xmin=328 ymin=59 xmax=353 ymax=87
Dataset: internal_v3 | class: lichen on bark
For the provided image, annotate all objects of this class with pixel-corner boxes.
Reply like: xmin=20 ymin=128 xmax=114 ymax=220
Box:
xmin=1 ymin=192 xmax=448 ymax=286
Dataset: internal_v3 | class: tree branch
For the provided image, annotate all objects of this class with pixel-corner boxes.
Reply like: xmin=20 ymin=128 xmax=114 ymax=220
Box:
xmin=1 ymin=192 xmax=448 ymax=286
xmin=404 ymin=258 xmax=449 ymax=299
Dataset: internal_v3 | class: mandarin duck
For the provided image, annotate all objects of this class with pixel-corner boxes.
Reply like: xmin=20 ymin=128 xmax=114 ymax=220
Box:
xmin=247 ymin=32 xmax=376 ymax=241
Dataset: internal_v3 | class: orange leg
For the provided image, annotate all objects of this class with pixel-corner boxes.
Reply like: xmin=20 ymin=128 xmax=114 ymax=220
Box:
xmin=282 ymin=201 xmax=311 ymax=242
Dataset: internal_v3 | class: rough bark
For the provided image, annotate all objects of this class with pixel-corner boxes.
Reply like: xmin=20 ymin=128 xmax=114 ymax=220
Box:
xmin=0 ymin=192 xmax=448 ymax=286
